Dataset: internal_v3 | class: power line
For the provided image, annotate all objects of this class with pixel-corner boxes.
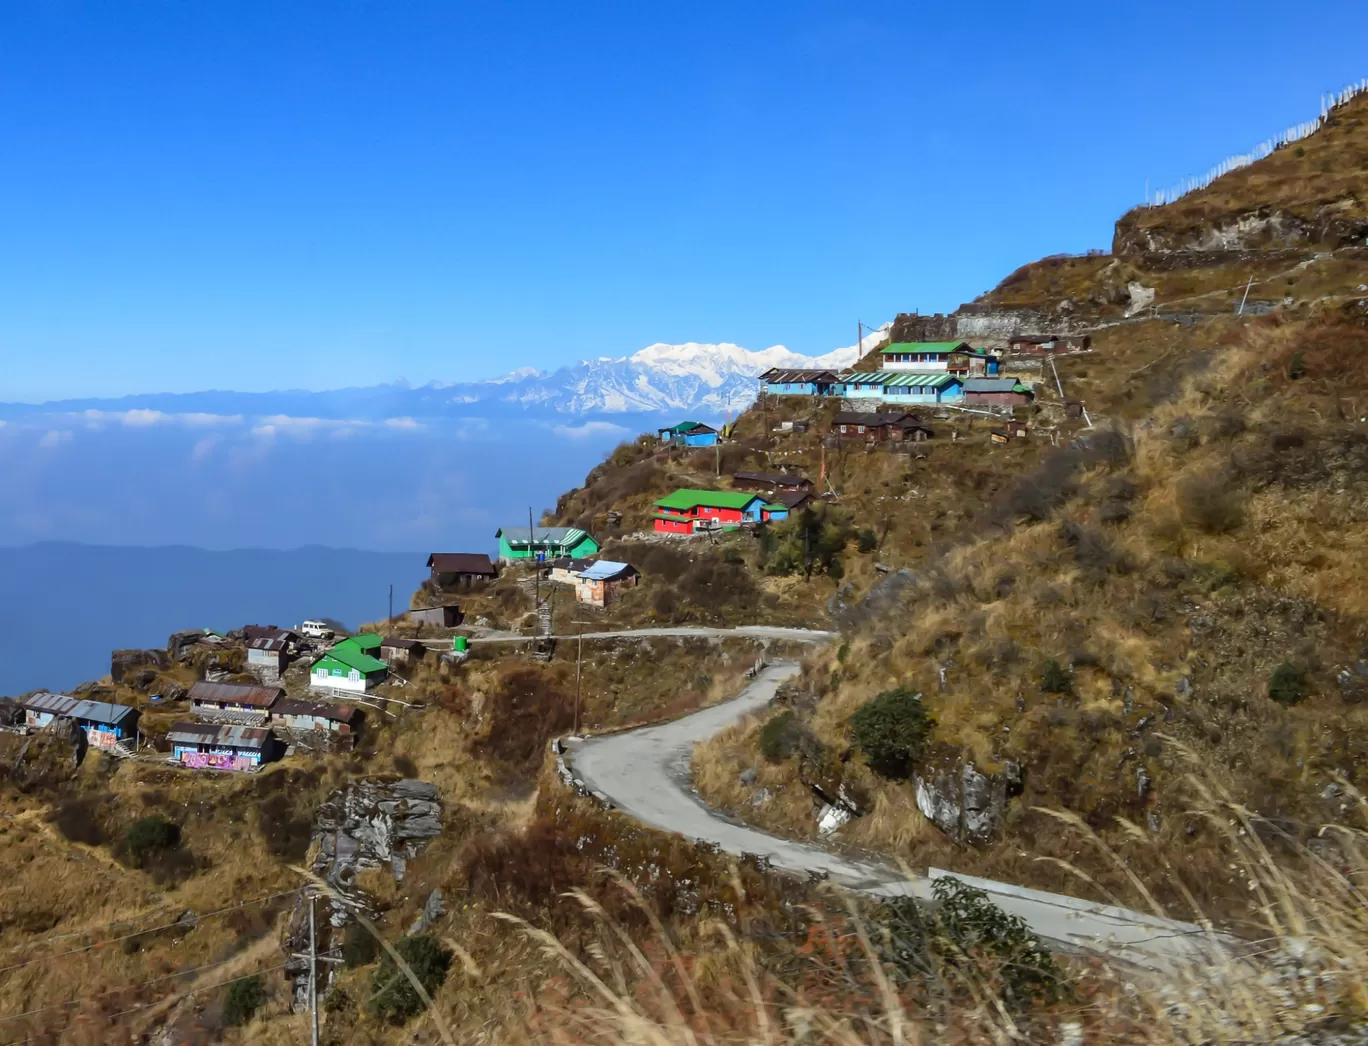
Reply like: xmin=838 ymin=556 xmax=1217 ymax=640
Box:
xmin=0 ymin=961 xmax=292 ymax=1046
xmin=0 ymin=888 xmax=302 ymax=979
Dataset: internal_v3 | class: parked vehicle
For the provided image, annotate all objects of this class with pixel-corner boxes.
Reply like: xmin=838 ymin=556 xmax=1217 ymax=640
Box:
xmin=300 ymin=620 xmax=334 ymax=640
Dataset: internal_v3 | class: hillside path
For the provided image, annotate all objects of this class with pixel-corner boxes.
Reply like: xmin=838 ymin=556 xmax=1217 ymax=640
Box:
xmin=564 ymin=662 xmax=1226 ymax=972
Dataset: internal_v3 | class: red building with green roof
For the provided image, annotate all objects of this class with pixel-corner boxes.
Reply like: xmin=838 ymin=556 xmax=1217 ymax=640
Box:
xmin=652 ymin=489 xmax=782 ymax=535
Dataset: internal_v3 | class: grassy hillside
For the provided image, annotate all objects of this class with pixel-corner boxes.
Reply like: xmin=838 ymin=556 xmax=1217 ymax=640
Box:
xmin=6 ymin=91 xmax=1368 ymax=1046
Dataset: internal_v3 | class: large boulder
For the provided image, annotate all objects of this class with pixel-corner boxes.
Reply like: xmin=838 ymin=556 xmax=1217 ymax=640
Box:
xmin=914 ymin=754 xmax=1022 ymax=846
xmin=110 ymin=648 xmax=169 ymax=684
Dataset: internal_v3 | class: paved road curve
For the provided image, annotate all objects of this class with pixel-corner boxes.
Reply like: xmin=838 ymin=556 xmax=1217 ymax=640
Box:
xmin=565 ymin=662 xmax=1226 ymax=972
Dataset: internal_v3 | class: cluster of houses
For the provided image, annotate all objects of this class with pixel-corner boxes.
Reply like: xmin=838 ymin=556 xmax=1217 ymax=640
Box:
xmin=758 ymin=341 xmax=1034 ymax=407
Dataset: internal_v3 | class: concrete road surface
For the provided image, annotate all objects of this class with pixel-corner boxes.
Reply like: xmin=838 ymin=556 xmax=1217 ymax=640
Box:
xmin=565 ymin=662 xmax=1228 ymax=972
xmin=450 ymin=625 xmax=838 ymax=645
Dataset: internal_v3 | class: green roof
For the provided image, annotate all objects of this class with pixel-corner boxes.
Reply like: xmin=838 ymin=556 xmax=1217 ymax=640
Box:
xmin=652 ymin=512 xmax=693 ymax=522
xmin=335 ymin=633 xmax=382 ymax=653
xmin=842 ymin=372 xmax=888 ymax=383
xmin=762 ymin=503 xmax=787 ymax=512
xmin=882 ymin=373 xmax=959 ymax=388
xmin=654 ymin=488 xmax=762 ymax=512
xmin=659 ymin=421 xmax=714 ymax=434
xmin=317 ymin=645 xmax=387 ymax=675
xmin=880 ymin=341 xmax=969 ymax=354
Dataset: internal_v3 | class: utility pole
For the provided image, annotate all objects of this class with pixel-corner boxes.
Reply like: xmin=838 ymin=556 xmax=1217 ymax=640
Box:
xmin=574 ymin=618 xmax=584 ymax=735
xmin=290 ymin=890 xmax=343 ymax=1046
xmin=388 ymin=584 xmax=393 ymax=627
xmin=858 ymin=320 xmax=863 ymax=358
xmin=529 ymin=505 xmax=539 ymax=609
xmin=1237 ymin=274 xmax=1255 ymax=316
xmin=309 ymin=895 xmax=319 ymax=1046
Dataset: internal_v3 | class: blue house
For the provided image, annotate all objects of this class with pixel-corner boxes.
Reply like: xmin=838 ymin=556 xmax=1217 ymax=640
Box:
xmin=658 ymin=421 xmax=719 ymax=447
xmin=879 ymin=373 xmax=964 ymax=403
xmin=837 ymin=373 xmax=890 ymax=401
xmin=757 ymin=368 xmax=842 ymax=397
xmin=14 ymin=692 xmax=139 ymax=751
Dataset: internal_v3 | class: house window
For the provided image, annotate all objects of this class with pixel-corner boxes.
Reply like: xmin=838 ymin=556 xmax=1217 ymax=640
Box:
xmin=857 ymin=425 xmax=865 ymax=433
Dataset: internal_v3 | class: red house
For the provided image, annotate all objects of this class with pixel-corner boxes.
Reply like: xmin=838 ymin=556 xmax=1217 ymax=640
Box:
xmin=651 ymin=489 xmax=766 ymax=535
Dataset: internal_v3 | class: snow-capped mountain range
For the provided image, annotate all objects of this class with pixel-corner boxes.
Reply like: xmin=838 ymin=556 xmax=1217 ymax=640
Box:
xmin=0 ymin=326 xmax=889 ymax=423
xmin=454 ymin=334 xmax=880 ymax=415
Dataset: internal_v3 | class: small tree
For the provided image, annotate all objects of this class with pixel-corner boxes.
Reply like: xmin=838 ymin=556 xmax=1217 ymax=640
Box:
xmin=121 ymin=815 xmax=181 ymax=869
xmin=857 ymin=528 xmax=878 ymax=553
xmin=1041 ymin=660 xmax=1072 ymax=695
xmin=849 ymin=687 xmax=933 ymax=779
xmin=223 ymin=974 xmax=268 ymax=1026
xmin=368 ymin=935 xmax=453 ymax=1024
xmin=1269 ymin=661 xmax=1308 ymax=705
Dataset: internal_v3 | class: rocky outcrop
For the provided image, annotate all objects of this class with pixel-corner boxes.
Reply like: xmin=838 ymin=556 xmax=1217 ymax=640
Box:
xmin=283 ymin=778 xmax=443 ymax=1011
xmin=313 ymin=777 xmax=442 ymax=887
xmin=110 ymin=648 xmax=168 ymax=684
xmin=914 ymin=756 xmax=1022 ymax=846
xmin=1113 ymin=203 xmax=1368 ymax=254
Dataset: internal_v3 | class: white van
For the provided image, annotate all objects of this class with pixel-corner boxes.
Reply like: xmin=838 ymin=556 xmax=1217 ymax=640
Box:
xmin=300 ymin=620 xmax=334 ymax=640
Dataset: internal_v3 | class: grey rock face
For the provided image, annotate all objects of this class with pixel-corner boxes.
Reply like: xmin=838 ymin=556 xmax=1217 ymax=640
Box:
xmin=408 ymin=888 xmax=447 ymax=934
xmin=914 ymin=760 xmax=1021 ymax=846
xmin=286 ymin=778 xmax=443 ymax=1012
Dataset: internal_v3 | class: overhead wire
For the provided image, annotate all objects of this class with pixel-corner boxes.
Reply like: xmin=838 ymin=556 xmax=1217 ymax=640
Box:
xmin=0 ymin=888 xmax=303 ymax=979
xmin=0 ymin=961 xmax=292 ymax=1046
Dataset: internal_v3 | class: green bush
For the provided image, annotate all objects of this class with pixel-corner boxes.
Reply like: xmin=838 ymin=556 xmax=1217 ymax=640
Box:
xmin=1269 ymin=661 xmax=1308 ymax=705
xmin=932 ymin=877 xmax=1063 ymax=1008
xmin=1288 ymin=351 xmax=1307 ymax=380
xmin=758 ymin=711 xmax=804 ymax=764
xmin=223 ymin=974 xmax=268 ymax=1026
xmin=342 ymin=922 xmax=380 ymax=967
xmin=121 ymin=815 xmax=181 ymax=869
xmin=857 ymin=528 xmax=878 ymax=553
xmin=1041 ymin=659 xmax=1072 ymax=695
xmin=760 ymin=506 xmax=853 ymax=577
xmin=849 ymin=687 xmax=932 ymax=779
xmin=368 ymin=934 xmax=453 ymax=1024
xmin=871 ymin=879 xmax=1062 ymax=1010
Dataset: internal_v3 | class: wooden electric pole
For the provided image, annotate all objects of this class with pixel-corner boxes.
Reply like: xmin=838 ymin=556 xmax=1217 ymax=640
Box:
xmin=574 ymin=618 xmax=584 ymax=735
xmin=388 ymin=584 xmax=393 ymax=627
xmin=529 ymin=505 xmax=539 ymax=608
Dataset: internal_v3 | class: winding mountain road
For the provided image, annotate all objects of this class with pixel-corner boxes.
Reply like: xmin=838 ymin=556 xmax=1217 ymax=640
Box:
xmin=466 ymin=625 xmax=838 ymax=645
xmin=564 ymin=662 xmax=1226 ymax=972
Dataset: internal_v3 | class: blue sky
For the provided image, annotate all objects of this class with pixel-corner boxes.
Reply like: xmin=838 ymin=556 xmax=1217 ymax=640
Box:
xmin=3 ymin=0 xmax=1367 ymax=402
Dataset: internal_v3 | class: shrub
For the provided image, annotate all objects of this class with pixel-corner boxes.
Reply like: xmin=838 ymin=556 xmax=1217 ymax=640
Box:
xmin=1041 ymin=659 xmax=1072 ymax=694
xmin=1177 ymin=472 xmax=1244 ymax=534
xmin=1288 ymin=351 xmax=1307 ymax=380
xmin=758 ymin=711 xmax=803 ymax=764
xmin=856 ymin=528 xmax=878 ymax=553
xmin=1269 ymin=661 xmax=1308 ymax=705
xmin=223 ymin=974 xmax=268 ymax=1026
xmin=368 ymin=935 xmax=453 ymax=1024
xmin=932 ymin=877 xmax=1063 ymax=1008
xmin=342 ymin=922 xmax=380 ymax=967
xmin=121 ymin=815 xmax=180 ymax=869
xmin=849 ymin=687 xmax=932 ymax=779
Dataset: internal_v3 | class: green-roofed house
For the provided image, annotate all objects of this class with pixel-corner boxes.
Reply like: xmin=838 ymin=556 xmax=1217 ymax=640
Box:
xmin=657 ymin=421 xmax=719 ymax=447
xmin=310 ymin=643 xmax=389 ymax=693
xmin=652 ymin=489 xmax=769 ymax=535
xmin=879 ymin=342 xmax=1001 ymax=377
xmin=495 ymin=527 xmax=600 ymax=564
xmin=333 ymin=633 xmax=383 ymax=657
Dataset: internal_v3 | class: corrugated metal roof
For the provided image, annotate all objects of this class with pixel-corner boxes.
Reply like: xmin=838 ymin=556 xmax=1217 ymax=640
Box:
xmin=655 ymin=489 xmax=761 ymax=512
xmin=189 ymin=681 xmax=283 ymax=709
xmin=248 ymin=637 xmax=285 ymax=652
xmin=425 ymin=552 xmax=497 ymax=574
xmin=882 ymin=373 xmax=959 ymax=388
xmin=166 ymin=721 xmax=272 ymax=749
xmin=18 ymin=692 xmax=137 ymax=726
xmin=657 ymin=421 xmax=717 ymax=434
xmin=733 ymin=471 xmax=810 ymax=488
xmin=379 ymin=637 xmax=425 ymax=651
xmin=840 ymin=372 xmax=887 ymax=384
xmin=756 ymin=369 xmax=841 ymax=383
xmin=316 ymin=646 xmax=388 ymax=674
xmin=578 ymin=561 xmax=635 ymax=582
xmin=964 ymin=378 xmax=1032 ymax=393
xmin=273 ymin=699 xmax=358 ymax=722
xmin=496 ymin=527 xmax=589 ymax=546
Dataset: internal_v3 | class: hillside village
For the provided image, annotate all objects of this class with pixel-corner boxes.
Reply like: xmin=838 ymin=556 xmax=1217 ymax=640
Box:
xmin=4 ymin=87 xmax=1368 ymax=1046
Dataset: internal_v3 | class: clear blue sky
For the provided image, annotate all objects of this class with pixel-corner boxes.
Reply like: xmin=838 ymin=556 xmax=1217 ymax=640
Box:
xmin=3 ymin=0 xmax=1366 ymax=401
